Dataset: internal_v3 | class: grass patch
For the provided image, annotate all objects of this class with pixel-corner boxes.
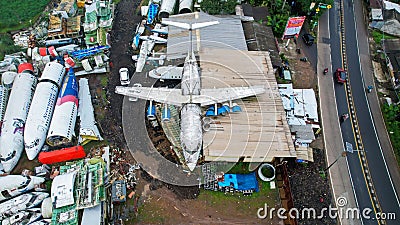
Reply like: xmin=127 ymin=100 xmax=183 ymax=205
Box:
xmin=82 ymin=140 xmax=109 ymax=152
xmin=382 ymin=103 xmax=400 ymax=166
xmin=372 ymin=30 xmax=398 ymax=46
xmin=100 ymin=74 xmax=109 ymax=86
xmin=198 ymin=180 xmax=278 ymax=216
xmin=135 ymin=202 xmax=166 ymax=224
xmin=0 ymin=0 xmax=51 ymax=33
xmin=227 ymin=162 xmax=250 ymax=174
xmin=0 ymin=34 xmax=23 ymax=60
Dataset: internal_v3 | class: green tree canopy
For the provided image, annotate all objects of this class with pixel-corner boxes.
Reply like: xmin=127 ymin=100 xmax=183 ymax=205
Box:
xmin=200 ymin=0 xmax=238 ymax=15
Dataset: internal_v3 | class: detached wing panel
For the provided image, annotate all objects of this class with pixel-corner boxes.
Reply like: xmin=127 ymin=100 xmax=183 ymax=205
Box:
xmin=195 ymin=86 xmax=265 ymax=106
xmin=115 ymin=86 xmax=188 ymax=106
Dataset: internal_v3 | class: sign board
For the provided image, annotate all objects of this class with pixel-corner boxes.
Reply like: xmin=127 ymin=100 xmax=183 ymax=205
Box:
xmin=282 ymin=16 xmax=307 ymax=39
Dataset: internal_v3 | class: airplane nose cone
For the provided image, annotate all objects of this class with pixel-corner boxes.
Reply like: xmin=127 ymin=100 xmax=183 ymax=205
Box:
xmin=26 ymin=147 xmax=40 ymax=160
xmin=2 ymin=160 xmax=15 ymax=173
xmin=187 ymin=162 xmax=196 ymax=171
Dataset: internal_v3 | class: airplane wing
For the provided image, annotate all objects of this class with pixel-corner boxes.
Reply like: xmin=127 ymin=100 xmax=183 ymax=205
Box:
xmin=115 ymin=86 xmax=188 ymax=106
xmin=116 ymin=85 xmax=265 ymax=106
xmin=193 ymin=86 xmax=265 ymax=106
xmin=135 ymin=40 xmax=149 ymax=73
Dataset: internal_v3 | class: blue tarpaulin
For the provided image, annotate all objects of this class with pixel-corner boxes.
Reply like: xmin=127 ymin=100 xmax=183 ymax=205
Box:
xmin=218 ymin=172 xmax=259 ymax=192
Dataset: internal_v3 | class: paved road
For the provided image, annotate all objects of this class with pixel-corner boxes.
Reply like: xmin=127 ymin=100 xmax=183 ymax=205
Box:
xmin=317 ymin=9 xmax=361 ymax=225
xmin=327 ymin=1 xmax=377 ymax=224
xmin=343 ymin=0 xmax=400 ymax=222
xmin=326 ymin=0 xmax=400 ymax=224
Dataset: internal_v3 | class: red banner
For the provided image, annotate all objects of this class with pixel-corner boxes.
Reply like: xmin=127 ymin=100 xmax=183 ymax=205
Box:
xmin=282 ymin=16 xmax=306 ymax=39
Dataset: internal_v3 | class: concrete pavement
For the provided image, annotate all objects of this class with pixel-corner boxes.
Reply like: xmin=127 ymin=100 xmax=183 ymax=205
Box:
xmin=317 ymin=11 xmax=361 ymax=225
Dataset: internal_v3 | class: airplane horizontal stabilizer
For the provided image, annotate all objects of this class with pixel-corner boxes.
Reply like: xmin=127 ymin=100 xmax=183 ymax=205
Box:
xmin=162 ymin=20 xmax=219 ymax=30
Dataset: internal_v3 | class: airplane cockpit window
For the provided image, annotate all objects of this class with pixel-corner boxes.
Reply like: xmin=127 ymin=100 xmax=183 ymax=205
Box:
xmin=1 ymin=190 xmax=11 ymax=198
xmin=26 ymin=139 xmax=39 ymax=149
xmin=13 ymin=118 xmax=24 ymax=128
xmin=0 ymin=150 xmax=16 ymax=162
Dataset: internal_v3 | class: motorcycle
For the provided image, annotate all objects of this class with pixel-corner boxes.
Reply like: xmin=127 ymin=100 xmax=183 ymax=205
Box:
xmin=300 ymin=57 xmax=308 ymax=62
xmin=340 ymin=113 xmax=349 ymax=122
xmin=323 ymin=68 xmax=328 ymax=75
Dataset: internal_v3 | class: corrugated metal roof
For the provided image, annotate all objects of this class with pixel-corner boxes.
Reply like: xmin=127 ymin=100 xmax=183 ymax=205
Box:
xmin=164 ymin=12 xmax=248 ymax=59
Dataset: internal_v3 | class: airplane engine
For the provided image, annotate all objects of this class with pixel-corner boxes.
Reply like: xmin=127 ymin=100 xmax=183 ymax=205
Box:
xmin=161 ymin=104 xmax=171 ymax=122
xmin=231 ymin=103 xmax=242 ymax=112
xmin=147 ymin=101 xmax=156 ymax=120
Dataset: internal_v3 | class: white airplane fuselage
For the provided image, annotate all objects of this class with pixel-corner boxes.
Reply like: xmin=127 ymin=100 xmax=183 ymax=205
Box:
xmin=0 ymin=175 xmax=45 ymax=201
xmin=24 ymin=62 xmax=65 ymax=160
xmin=0 ymin=71 xmax=37 ymax=172
xmin=180 ymin=53 xmax=202 ymax=171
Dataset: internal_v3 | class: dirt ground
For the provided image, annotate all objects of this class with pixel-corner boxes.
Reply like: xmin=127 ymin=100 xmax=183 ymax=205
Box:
xmin=279 ymin=40 xmax=318 ymax=89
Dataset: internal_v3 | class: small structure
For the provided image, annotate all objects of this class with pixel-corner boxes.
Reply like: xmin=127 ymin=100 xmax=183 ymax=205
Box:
xmin=218 ymin=172 xmax=259 ymax=192
xmin=383 ymin=39 xmax=400 ymax=88
xmin=111 ymin=180 xmax=127 ymax=203
xmin=47 ymin=3 xmax=81 ymax=40
xmin=258 ymin=163 xmax=275 ymax=182
xmin=53 ymin=0 xmax=78 ymax=18
xmin=51 ymin=172 xmax=77 ymax=209
xmin=83 ymin=0 xmax=114 ymax=46
xmin=278 ymin=84 xmax=317 ymax=162
xmin=81 ymin=203 xmax=105 ymax=225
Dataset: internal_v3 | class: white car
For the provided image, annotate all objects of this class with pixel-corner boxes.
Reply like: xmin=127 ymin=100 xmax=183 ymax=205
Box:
xmin=119 ymin=68 xmax=130 ymax=85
